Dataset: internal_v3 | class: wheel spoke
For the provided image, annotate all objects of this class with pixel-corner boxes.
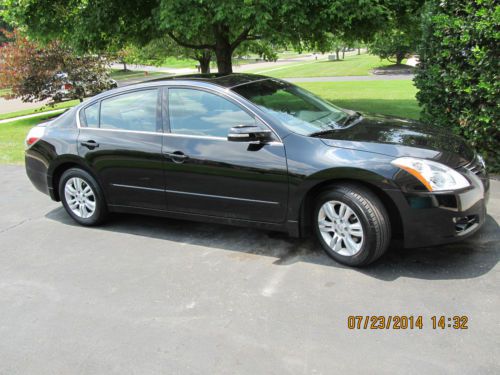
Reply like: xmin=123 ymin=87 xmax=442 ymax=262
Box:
xmin=330 ymin=234 xmax=342 ymax=251
xmin=84 ymin=200 xmax=95 ymax=211
xmin=348 ymin=222 xmax=363 ymax=237
xmin=323 ymin=202 xmax=337 ymax=220
xmin=319 ymin=219 xmax=333 ymax=232
xmin=342 ymin=206 xmax=354 ymax=221
xmin=344 ymin=236 xmax=360 ymax=255
xmin=338 ymin=203 xmax=347 ymax=220
xmin=65 ymin=183 xmax=77 ymax=195
xmin=82 ymin=185 xmax=92 ymax=196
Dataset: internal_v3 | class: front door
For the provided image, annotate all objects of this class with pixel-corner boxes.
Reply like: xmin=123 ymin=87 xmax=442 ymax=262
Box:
xmin=78 ymin=88 xmax=165 ymax=211
xmin=162 ymin=87 xmax=288 ymax=223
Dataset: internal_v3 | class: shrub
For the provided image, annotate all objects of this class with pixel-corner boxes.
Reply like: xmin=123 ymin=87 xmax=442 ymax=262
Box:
xmin=415 ymin=0 xmax=500 ymax=172
xmin=0 ymin=30 xmax=113 ymax=103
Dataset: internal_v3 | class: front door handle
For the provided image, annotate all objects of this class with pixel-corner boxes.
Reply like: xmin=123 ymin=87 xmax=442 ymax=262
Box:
xmin=81 ymin=140 xmax=99 ymax=149
xmin=164 ymin=151 xmax=188 ymax=163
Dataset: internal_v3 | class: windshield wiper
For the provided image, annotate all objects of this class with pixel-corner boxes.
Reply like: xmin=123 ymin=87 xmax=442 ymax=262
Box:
xmin=341 ymin=112 xmax=362 ymax=126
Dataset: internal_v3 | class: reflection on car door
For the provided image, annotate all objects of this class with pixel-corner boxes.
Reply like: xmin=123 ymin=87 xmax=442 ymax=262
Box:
xmin=162 ymin=87 xmax=288 ymax=223
xmin=78 ymin=88 xmax=166 ymax=211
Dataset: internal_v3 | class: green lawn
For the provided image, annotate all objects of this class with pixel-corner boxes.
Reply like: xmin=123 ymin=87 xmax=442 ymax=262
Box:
xmin=0 ymin=80 xmax=420 ymax=164
xmin=0 ymin=88 xmax=11 ymax=97
xmin=0 ymin=100 xmax=79 ymax=121
xmin=110 ymin=69 xmax=166 ymax=81
xmin=249 ymin=53 xmax=400 ymax=78
xmin=0 ymin=114 xmax=61 ymax=164
xmin=299 ymin=80 xmax=420 ymax=119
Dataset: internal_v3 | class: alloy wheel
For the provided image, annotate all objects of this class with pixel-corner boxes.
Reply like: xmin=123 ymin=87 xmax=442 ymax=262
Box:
xmin=318 ymin=200 xmax=364 ymax=256
xmin=64 ymin=177 xmax=96 ymax=219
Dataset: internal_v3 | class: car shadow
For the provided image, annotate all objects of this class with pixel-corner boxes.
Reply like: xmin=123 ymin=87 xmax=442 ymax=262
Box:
xmin=45 ymin=207 xmax=499 ymax=281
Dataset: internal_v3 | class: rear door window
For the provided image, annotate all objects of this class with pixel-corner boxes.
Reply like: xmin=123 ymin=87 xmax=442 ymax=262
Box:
xmin=100 ymin=89 xmax=159 ymax=132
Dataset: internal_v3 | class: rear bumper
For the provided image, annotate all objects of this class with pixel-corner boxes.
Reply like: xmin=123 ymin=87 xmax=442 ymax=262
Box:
xmin=386 ymin=170 xmax=489 ymax=248
xmin=25 ymin=152 xmax=51 ymax=197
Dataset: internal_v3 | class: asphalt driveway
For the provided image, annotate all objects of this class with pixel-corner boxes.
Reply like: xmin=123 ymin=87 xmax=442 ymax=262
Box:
xmin=0 ymin=165 xmax=498 ymax=374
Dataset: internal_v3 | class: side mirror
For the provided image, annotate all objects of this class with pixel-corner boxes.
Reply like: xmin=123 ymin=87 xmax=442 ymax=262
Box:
xmin=227 ymin=125 xmax=273 ymax=143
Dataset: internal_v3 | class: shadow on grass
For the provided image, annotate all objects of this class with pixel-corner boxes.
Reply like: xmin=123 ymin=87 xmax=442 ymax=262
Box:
xmin=46 ymin=206 xmax=499 ymax=282
xmin=330 ymin=99 xmax=422 ymax=120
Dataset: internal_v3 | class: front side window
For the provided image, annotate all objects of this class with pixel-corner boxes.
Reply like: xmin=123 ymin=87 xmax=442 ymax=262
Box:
xmin=233 ymin=79 xmax=349 ymax=135
xmin=99 ymin=89 xmax=158 ymax=132
xmin=168 ymin=88 xmax=255 ymax=137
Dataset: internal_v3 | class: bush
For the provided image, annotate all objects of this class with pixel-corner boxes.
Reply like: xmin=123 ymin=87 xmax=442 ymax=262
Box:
xmin=0 ymin=30 xmax=113 ymax=103
xmin=415 ymin=0 xmax=500 ymax=172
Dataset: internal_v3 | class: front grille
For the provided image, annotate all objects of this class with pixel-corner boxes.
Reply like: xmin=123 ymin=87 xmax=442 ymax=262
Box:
xmin=454 ymin=215 xmax=479 ymax=235
xmin=464 ymin=155 xmax=486 ymax=177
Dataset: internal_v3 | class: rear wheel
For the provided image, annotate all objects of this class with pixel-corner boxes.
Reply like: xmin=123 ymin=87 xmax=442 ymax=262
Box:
xmin=314 ymin=184 xmax=391 ymax=266
xmin=59 ymin=168 xmax=107 ymax=226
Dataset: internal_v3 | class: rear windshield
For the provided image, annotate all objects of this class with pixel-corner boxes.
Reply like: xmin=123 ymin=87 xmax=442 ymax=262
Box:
xmin=232 ymin=79 xmax=349 ymax=135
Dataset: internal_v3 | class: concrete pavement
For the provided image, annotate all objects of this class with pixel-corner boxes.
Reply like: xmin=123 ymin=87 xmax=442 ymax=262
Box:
xmin=0 ymin=165 xmax=498 ymax=374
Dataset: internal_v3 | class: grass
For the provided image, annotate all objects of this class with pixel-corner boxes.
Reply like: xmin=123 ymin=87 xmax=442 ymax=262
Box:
xmin=0 ymin=100 xmax=79 ymax=121
xmin=110 ymin=69 xmax=166 ymax=81
xmin=298 ymin=80 xmax=420 ymax=119
xmin=0 ymin=113 xmax=60 ymax=164
xmin=0 ymin=88 xmax=12 ymax=97
xmin=249 ymin=53 xmax=403 ymax=78
xmin=0 ymin=80 xmax=420 ymax=164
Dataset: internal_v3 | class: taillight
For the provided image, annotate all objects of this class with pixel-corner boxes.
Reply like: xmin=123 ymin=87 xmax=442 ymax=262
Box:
xmin=25 ymin=126 xmax=46 ymax=147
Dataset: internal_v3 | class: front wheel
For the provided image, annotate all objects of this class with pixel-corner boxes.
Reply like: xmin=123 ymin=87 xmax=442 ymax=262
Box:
xmin=59 ymin=168 xmax=107 ymax=226
xmin=314 ymin=184 xmax=391 ymax=266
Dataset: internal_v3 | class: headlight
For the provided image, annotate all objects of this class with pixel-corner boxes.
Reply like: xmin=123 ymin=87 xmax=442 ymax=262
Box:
xmin=391 ymin=157 xmax=470 ymax=192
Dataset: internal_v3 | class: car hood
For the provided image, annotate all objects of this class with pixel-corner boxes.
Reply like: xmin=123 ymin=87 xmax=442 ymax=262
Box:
xmin=318 ymin=113 xmax=475 ymax=168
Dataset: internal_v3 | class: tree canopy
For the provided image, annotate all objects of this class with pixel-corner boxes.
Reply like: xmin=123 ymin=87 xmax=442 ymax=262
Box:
xmin=4 ymin=0 xmax=398 ymax=73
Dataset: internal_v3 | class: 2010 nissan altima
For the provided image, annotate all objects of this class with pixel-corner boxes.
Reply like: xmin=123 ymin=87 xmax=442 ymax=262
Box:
xmin=25 ymin=74 xmax=489 ymax=266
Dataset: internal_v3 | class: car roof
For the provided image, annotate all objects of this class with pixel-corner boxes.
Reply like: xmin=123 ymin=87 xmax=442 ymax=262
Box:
xmin=146 ymin=73 xmax=272 ymax=89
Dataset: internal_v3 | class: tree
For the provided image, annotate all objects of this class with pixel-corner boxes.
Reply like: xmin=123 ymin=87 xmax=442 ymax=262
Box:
xmin=414 ymin=0 xmax=500 ymax=171
xmin=368 ymin=29 xmax=416 ymax=65
xmin=0 ymin=7 xmax=13 ymax=44
xmin=315 ymin=33 xmax=347 ymax=60
xmin=0 ymin=30 xmax=113 ymax=103
xmin=126 ymin=37 xmax=214 ymax=73
xmin=5 ymin=0 xmax=395 ymax=74
xmin=368 ymin=0 xmax=423 ymax=65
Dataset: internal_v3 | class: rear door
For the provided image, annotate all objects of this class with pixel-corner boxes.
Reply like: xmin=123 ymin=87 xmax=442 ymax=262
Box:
xmin=162 ymin=87 xmax=289 ymax=223
xmin=78 ymin=88 xmax=166 ymax=211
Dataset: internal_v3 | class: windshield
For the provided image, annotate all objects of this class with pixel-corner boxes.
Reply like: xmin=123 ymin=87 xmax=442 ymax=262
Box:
xmin=232 ymin=79 xmax=350 ymax=135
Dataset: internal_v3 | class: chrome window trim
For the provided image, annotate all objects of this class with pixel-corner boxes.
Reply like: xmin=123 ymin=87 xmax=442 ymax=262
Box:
xmin=75 ymin=83 xmax=284 ymax=144
xmin=79 ymin=126 xmax=282 ymax=145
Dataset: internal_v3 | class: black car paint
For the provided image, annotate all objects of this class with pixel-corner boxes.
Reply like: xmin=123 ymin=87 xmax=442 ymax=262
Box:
xmin=25 ymin=74 xmax=489 ymax=248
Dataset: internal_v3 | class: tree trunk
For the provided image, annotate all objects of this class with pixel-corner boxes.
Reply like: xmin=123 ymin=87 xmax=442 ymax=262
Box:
xmin=357 ymin=47 xmax=361 ymax=55
xmin=396 ymin=51 xmax=405 ymax=65
xmin=214 ymin=27 xmax=233 ymax=74
xmin=122 ymin=60 xmax=127 ymax=71
xmin=342 ymin=48 xmax=345 ymax=59
xmin=198 ymin=51 xmax=211 ymax=74
xmin=335 ymin=49 xmax=340 ymax=60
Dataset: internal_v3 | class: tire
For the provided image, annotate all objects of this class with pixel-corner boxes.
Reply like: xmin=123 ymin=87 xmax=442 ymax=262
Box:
xmin=313 ymin=184 xmax=391 ymax=267
xmin=58 ymin=168 xmax=107 ymax=226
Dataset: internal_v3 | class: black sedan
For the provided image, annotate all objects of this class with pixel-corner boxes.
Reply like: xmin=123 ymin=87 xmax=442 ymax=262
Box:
xmin=25 ymin=74 xmax=489 ymax=266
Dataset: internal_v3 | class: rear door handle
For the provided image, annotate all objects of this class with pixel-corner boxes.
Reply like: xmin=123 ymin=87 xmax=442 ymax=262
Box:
xmin=164 ymin=151 xmax=188 ymax=163
xmin=81 ymin=140 xmax=99 ymax=149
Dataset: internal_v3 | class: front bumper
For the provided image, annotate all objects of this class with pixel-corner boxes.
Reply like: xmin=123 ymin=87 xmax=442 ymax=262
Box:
xmin=386 ymin=168 xmax=489 ymax=249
